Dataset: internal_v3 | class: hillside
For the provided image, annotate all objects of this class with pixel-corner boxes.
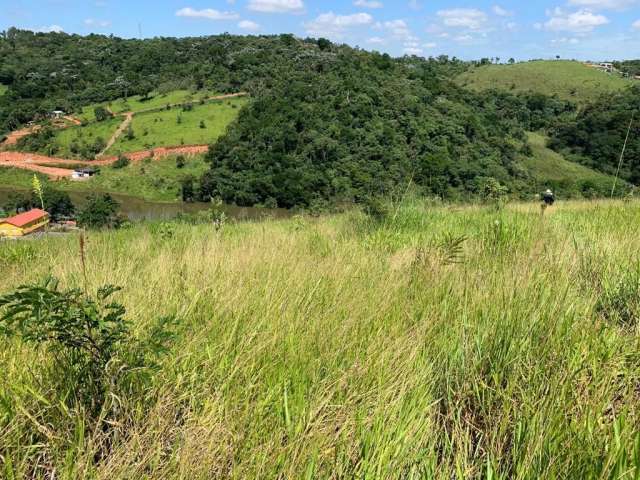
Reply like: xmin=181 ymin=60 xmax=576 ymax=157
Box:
xmin=519 ymin=132 xmax=617 ymax=196
xmin=457 ymin=60 xmax=630 ymax=104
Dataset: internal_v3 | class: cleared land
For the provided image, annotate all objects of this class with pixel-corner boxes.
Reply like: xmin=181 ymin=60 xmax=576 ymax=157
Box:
xmin=53 ymin=117 xmax=122 ymax=158
xmin=107 ymin=98 xmax=247 ymax=154
xmin=0 ymin=155 xmax=208 ymax=202
xmin=79 ymin=90 xmax=222 ymax=122
xmin=1 ymin=199 xmax=640 ymax=478
xmin=457 ymin=60 xmax=630 ymax=103
xmin=520 ymin=132 xmax=617 ymax=193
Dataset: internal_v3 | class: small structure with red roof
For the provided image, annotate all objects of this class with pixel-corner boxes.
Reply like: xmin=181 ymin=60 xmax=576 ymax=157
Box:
xmin=0 ymin=209 xmax=50 ymax=237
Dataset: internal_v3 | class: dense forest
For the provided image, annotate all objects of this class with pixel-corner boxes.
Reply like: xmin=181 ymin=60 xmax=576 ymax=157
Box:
xmin=0 ymin=29 xmax=636 ymax=206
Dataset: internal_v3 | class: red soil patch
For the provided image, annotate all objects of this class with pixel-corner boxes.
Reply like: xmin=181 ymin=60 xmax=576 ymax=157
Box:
xmin=0 ymin=145 xmax=209 ymax=179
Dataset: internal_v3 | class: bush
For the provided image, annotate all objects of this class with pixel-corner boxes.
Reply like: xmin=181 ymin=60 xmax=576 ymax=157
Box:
xmin=77 ymin=194 xmax=122 ymax=229
xmin=199 ymin=120 xmax=206 ymax=129
xmin=94 ymin=106 xmax=112 ymax=122
xmin=112 ymin=154 xmax=130 ymax=169
xmin=176 ymin=155 xmax=186 ymax=169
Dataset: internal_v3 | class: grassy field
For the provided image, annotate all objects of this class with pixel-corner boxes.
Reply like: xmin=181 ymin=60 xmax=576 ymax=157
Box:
xmin=106 ymin=98 xmax=246 ymax=154
xmin=79 ymin=90 xmax=221 ymax=122
xmin=1 ymin=199 xmax=640 ymax=478
xmin=0 ymin=154 xmax=209 ymax=202
xmin=520 ymin=132 xmax=617 ymax=194
xmin=457 ymin=60 xmax=630 ymax=103
xmin=51 ymin=117 xmax=122 ymax=158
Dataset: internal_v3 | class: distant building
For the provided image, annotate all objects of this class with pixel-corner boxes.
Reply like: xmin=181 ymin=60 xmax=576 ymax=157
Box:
xmin=51 ymin=110 xmax=65 ymax=119
xmin=72 ymin=167 xmax=98 ymax=180
xmin=0 ymin=209 xmax=50 ymax=237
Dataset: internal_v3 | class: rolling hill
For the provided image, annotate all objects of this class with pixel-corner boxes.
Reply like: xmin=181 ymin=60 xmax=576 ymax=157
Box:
xmin=456 ymin=60 xmax=631 ymax=104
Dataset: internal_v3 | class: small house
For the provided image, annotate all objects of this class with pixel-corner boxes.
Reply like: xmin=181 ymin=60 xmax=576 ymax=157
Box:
xmin=51 ymin=110 xmax=65 ymax=119
xmin=72 ymin=167 xmax=98 ymax=180
xmin=0 ymin=209 xmax=50 ymax=237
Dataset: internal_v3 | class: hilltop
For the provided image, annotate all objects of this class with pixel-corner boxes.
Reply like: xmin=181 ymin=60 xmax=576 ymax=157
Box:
xmin=456 ymin=60 xmax=631 ymax=104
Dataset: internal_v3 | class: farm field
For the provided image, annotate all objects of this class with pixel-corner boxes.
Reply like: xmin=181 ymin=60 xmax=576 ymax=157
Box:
xmin=0 ymin=154 xmax=209 ymax=202
xmin=78 ymin=89 xmax=221 ymax=121
xmin=106 ymin=98 xmax=247 ymax=154
xmin=456 ymin=60 xmax=630 ymax=103
xmin=1 ymin=198 xmax=640 ymax=478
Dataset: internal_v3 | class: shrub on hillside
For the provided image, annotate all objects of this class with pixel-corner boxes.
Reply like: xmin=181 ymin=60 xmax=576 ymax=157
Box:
xmin=112 ymin=154 xmax=130 ymax=169
xmin=94 ymin=106 xmax=113 ymax=122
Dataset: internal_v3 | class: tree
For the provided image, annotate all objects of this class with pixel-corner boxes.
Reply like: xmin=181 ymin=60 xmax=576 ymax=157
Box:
xmin=199 ymin=120 xmax=206 ymax=129
xmin=125 ymin=124 xmax=135 ymax=140
xmin=77 ymin=194 xmax=122 ymax=229
xmin=176 ymin=155 xmax=186 ymax=169
xmin=508 ymin=58 xmax=515 ymax=65
xmin=94 ymin=106 xmax=112 ymax=122
xmin=317 ymin=38 xmax=332 ymax=51
xmin=181 ymin=175 xmax=196 ymax=203
xmin=112 ymin=154 xmax=130 ymax=169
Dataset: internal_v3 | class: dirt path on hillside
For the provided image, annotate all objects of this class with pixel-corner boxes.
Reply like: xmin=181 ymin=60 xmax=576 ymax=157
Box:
xmin=98 ymin=112 xmax=133 ymax=158
xmin=0 ymin=145 xmax=209 ymax=179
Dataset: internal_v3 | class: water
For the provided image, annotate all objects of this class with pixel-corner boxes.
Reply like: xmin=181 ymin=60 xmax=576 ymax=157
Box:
xmin=0 ymin=186 xmax=289 ymax=222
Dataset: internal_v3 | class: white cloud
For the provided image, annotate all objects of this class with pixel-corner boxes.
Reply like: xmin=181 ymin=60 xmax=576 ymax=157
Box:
xmin=247 ymin=0 xmax=304 ymax=13
xmin=436 ymin=8 xmax=488 ymax=30
xmin=354 ymin=0 xmax=383 ymax=8
xmin=33 ymin=25 xmax=64 ymax=33
xmin=493 ymin=5 xmax=513 ymax=16
xmin=377 ymin=19 xmax=413 ymax=39
xmin=238 ymin=20 xmax=260 ymax=31
xmin=304 ymin=12 xmax=373 ymax=38
xmin=404 ymin=46 xmax=423 ymax=55
xmin=176 ymin=7 xmax=239 ymax=20
xmin=552 ymin=36 xmax=580 ymax=44
xmin=544 ymin=8 xmax=609 ymax=32
xmin=367 ymin=36 xmax=386 ymax=44
xmin=84 ymin=18 xmax=111 ymax=28
xmin=633 ymin=19 xmax=640 ymax=28
xmin=567 ymin=0 xmax=637 ymax=10
xmin=423 ymin=42 xmax=437 ymax=48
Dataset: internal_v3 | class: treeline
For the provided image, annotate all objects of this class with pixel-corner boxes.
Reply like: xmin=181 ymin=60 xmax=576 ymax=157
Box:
xmin=549 ymin=85 xmax=640 ymax=183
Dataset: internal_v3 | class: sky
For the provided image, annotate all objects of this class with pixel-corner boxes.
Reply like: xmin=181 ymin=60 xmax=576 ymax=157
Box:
xmin=2 ymin=0 xmax=640 ymax=60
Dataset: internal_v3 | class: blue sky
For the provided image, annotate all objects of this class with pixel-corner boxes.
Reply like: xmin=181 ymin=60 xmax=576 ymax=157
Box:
xmin=3 ymin=0 xmax=640 ymax=60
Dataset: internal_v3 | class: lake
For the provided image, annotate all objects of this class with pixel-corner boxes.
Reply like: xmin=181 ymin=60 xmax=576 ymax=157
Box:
xmin=0 ymin=186 xmax=290 ymax=222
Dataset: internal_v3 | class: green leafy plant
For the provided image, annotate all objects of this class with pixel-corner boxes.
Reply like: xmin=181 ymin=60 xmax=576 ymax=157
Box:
xmin=0 ymin=277 xmax=127 ymax=411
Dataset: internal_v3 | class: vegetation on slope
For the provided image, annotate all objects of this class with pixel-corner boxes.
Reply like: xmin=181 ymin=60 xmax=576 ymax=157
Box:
xmin=457 ymin=60 xmax=630 ymax=104
xmin=108 ymin=98 xmax=246 ymax=154
xmin=0 ymin=154 xmax=209 ymax=202
xmin=519 ymin=132 xmax=618 ymax=196
xmin=78 ymin=89 xmax=221 ymax=122
xmin=549 ymin=85 xmax=640 ymax=183
xmin=2 ymin=199 xmax=640 ymax=477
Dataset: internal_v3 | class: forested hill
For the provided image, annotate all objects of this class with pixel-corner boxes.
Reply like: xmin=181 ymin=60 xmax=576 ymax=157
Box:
xmin=0 ymin=29 xmax=628 ymax=206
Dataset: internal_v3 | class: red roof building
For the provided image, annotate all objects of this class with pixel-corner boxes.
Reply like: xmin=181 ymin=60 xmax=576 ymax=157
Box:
xmin=0 ymin=209 xmax=50 ymax=237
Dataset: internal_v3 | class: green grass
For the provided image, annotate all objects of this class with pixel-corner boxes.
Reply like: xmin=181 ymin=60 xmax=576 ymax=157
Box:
xmin=0 ymin=84 xmax=7 ymax=97
xmin=520 ymin=132 xmax=617 ymax=194
xmin=457 ymin=60 xmax=630 ymax=103
xmin=49 ymin=117 xmax=122 ymax=158
xmin=79 ymin=90 xmax=221 ymax=122
xmin=1 ymin=198 xmax=640 ymax=478
xmin=107 ymin=98 xmax=246 ymax=154
xmin=0 ymin=154 xmax=209 ymax=202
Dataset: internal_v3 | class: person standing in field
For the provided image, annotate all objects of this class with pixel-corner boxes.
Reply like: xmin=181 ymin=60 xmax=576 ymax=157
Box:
xmin=542 ymin=189 xmax=555 ymax=206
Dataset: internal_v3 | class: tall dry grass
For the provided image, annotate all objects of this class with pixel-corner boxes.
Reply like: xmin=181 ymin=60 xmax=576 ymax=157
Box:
xmin=1 ymin=198 xmax=640 ymax=479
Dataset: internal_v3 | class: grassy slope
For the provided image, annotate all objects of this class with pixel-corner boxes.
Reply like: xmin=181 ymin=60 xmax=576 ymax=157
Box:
xmin=521 ymin=132 xmax=616 ymax=192
xmin=79 ymin=90 xmax=220 ymax=122
xmin=107 ymin=98 xmax=246 ymax=154
xmin=457 ymin=60 xmax=630 ymax=103
xmin=0 ymin=155 xmax=209 ymax=202
xmin=52 ymin=117 xmax=122 ymax=158
xmin=1 ymin=199 xmax=640 ymax=477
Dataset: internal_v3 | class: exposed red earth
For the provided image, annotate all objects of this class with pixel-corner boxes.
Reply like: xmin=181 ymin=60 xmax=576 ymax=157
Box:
xmin=0 ymin=145 xmax=209 ymax=179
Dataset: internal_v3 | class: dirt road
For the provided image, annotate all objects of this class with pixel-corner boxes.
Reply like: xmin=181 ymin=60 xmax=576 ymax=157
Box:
xmin=0 ymin=145 xmax=209 ymax=179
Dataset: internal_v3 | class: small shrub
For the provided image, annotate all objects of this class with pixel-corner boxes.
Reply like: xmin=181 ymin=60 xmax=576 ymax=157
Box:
xmin=199 ymin=120 xmax=206 ymax=129
xmin=77 ymin=194 xmax=122 ymax=229
xmin=112 ymin=155 xmax=130 ymax=169
xmin=176 ymin=155 xmax=186 ymax=169
xmin=125 ymin=124 xmax=135 ymax=140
